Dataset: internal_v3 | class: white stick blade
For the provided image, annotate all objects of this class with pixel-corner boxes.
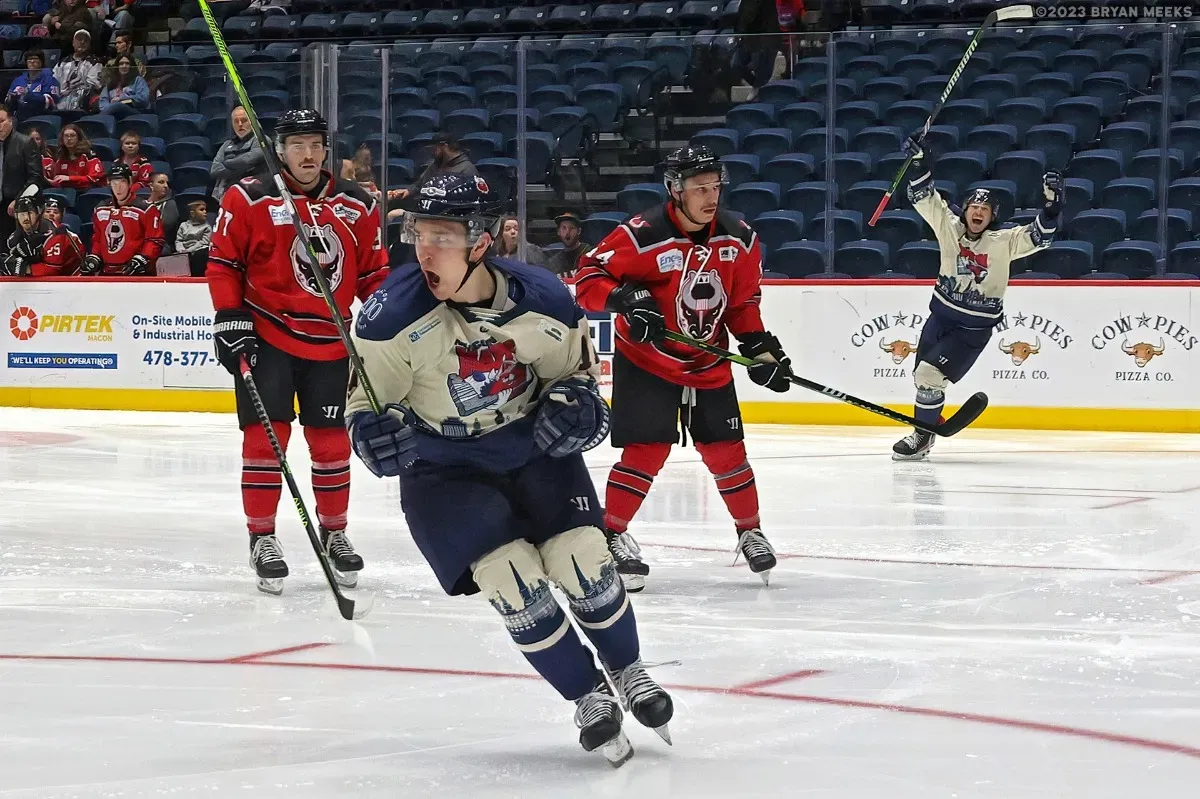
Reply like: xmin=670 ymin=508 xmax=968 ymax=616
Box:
xmin=996 ymin=4 xmax=1035 ymax=20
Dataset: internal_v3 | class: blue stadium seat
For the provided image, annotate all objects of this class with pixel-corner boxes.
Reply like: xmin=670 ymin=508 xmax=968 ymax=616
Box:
xmin=140 ymin=138 xmax=165 ymax=162
xmin=1077 ymin=271 xmax=1131 ymax=280
xmin=492 ymin=109 xmax=538 ymax=141
xmin=852 ymin=126 xmax=903 ymax=164
xmin=390 ymin=87 xmax=430 ymax=112
xmin=964 ymin=124 xmax=1019 ymax=168
xmin=481 ymin=85 xmax=518 ymax=116
xmin=299 ymin=13 xmax=341 ymax=38
xmin=528 ymin=84 xmax=573 ymax=116
xmin=1078 ymin=30 xmax=1129 ymax=60
xmin=874 ymin=36 xmax=919 ymax=68
xmin=936 ymin=151 xmax=988 ymax=191
xmin=19 ymin=114 xmax=60 ymax=140
xmin=617 ymin=183 xmax=669 ymax=215
xmin=690 ymin=128 xmax=740 ymax=158
xmin=843 ymin=180 xmax=889 ymax=219
xmin=1068 ymin=209 xmax=1127 ymax=255
xmin=165 ymin=137 xmax=212 ymax=170
xmin=805 ymin=210 xmax=863 ymax=246
xmin=808 ymin=78 xmax=858 ymax=107
xmin=792 ymin=57 xmax=828 ymax=86
xmin=1063 ymin=177 xmax=1094 ymax=222
xmin=678 ymin=0 xmax=722 ymax=28
xmin=455 ymin=132 xmax=501 ymax=162
xmin=171 ymin=161 xmax=210 ymax=193
xmin=389 ymin=66 xmax=424 ymax=90
xmin=757 ymin=81 xmax=805 ymax=108
xmin=1132 ymin=209 xmax=1193 ymax=249
xmin=1169 ymin=240 xmax=1200 ymax=274
xmin=966 ymin=74 xmax=1019 ymax=110
xmin=502 ymin=7 xmax=547 ymax=33
xmin=937 ymin=99 xmax=990 ymax=135
xmin=1130 ymin=148 xmax=1185 ymax=183
xmin=836 ymin=101 xmax=881 ymax=139
xmin=1068 ymin=149 xmax=1124 ymax=189
xmin=886 ymin=100 xmax=934 ymax=134
xmin=728 ymin=182 xmax=782 ymax=220
xmin=444 ymin=109 xmax=490 ymax=141
xmin=76 ymin=189 xmax=111 ymax=224
xmin=432 ymin=87 xmax=477 ymax=117
xmin=76 ymin=115 xmax=115 ymax=141
xmin=911 ymin=75 xmax=949 ymax=105
xmin=262 ymin=14 xmax=300 ymax=39
xmin=1025 ymin=241 xmax=1095 ymax=278
xmin=342 ymin=12 xmax=382 ymax=38
xmin=42 ymin=188 xmax=76 ymax=210
xmin=821 ymin=152 xmax=872 ymax=187
xmin=786 ymin=181 xmax=835 ymax=220
xmin=574 ymin=84 xmax=622 ymax=134
xmin=837 ymin=240 xmax=890 ymax=277
xmin=646 ymin=35 xmax=691 ymax=83
xmin=582 ymin=212 xmax=628 ymax=245
xmin=519 ymin=131 xmax=557 ymax=183
xmin=844 ymin=55 xmax=889 ymax=85
xmin=1100 ymin=178 xmax=1156 ymax=223
xmin=419 ymin=8 xmax=464 ymax=35
xmin=464 ymin=40 xmax=514 ymax=71
xmin=743 ymin=129 xmax=793 ymax=166
xmin=1023 ymin=123 xmax=1076 ymax=172
xmin=90 ymin=138 xmax=118 ymax=163
xmin=553 ymin=42 xmax=600 ymax=73
xmin=474 ymin=157 xmax=517 ymax=200
xmin=764 ymin=153 xmax=816 ymax=190
xmin=1109 ymin=48 xmax=1155 ymax=89
xmin=992 ymin=151 xmax=1046 ymax=207
xmin=778 ymin=102 xmax=825 ymax=140
xmin=726 ymin=103 xmax=776 ymax=139
xmin=394 ymin=110 xmax=440 ymax=141
xmin=594 ymin=4 xmax=637 ymax=31
xmin=524 ymin=64 xmax=561 ymax=94
xmin=753 ymin=211 xmax=807 ymax=254
xmin=858 ymin=78 xmax=907 ymax=113
xmin=461 ymin=8 xmax=504 ymax=35
xmin=796 ymin=127 xmax=849 ymax=157
xmin=1167 ymin=121 xmax=1200 ymax=164
xmin=1046 ymin=97 xmax=1100 ymax=145
xmin=1000 ymin=52 xmax=1049 ymax=85
xmin=1028 ymin=28 xmax=1078 ymax=59
xmin=721 ymin=154 xmax=759 ymax=189
xmin=919 ymin=124 xmax=959 ymax=156
xmin=565 ymin=62 xmax=610 ymax=94
xmin=425 ymin=66 xmax=470 ymax=92
xmin=769 ymin=241 xmax=827 ymax=279
xmin=610 ymin=60 xmax=663 ymax=109
xmin=871 ymin=210 xmax=924 ymax=260
xmin=634 ymin=1 xmax=679 ymax=27
xmin=993 ymin=97 xmax=1046 ymax=138
xmin=874 ymin=151 xmax=909 ymax=182
xmin=1103 ymin=241 xmax=1161 ymax=278
xmin=1079 ymin=71 xmax=1132 ymax=117
xmin=472 ymin=66 xmax=515 ymax=95
xmin=1168 ymin=177 xmax=1200 ymax=218
xmin=1056 ymin=49 xmax=1103 ymax=85
xmin=1124 ymin=94 xmax=1177 ymax=130
xmin=892 ymin=54 xmax=938 ymax=84
xmin=1025 ymin=73 xmax=1075 ymax=108
xmin=154 ymin=93 xmax=198 ymax=119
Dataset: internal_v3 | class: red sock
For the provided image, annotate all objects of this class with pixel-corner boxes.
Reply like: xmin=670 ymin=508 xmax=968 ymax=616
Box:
xmin=242 ymin=422 xmax=291 ymax=534
xmin=305 ymin=426 xmax=351 ymax=530
xmin=696 ymin=440 xmax=761 ymax=530
xmin=604 ymin=442 xmax=672 ymax=532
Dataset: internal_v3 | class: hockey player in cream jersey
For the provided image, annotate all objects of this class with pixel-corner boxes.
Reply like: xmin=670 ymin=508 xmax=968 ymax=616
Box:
xmin=346 ymin=173 xmax=672 ymax=766
xmin=894 ymin=135 xmax=1063 ymax=460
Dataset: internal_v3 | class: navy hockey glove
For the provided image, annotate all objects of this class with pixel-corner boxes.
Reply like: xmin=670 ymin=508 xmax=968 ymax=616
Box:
xmin=533 ymin=377 xmax=611 ymax=458
xmin=1042 ymin=171 xmax=1064 ymax=217
xmin=902 ymin=135 xmax=929 ymax=170
xmin=213 ymin=308 xmax=258 ymax=376
xmin=81 ymin=254 xmax=103 ymax=276
xmin=606 ymin=283 xmax=666 ymax=344
xmin=738 ymin=331 xmax=793 ymax=393
xmin=348 ymin=404 xmax=419 ymax=477
xmin=121 ymin=254 xmax=151 ymax=276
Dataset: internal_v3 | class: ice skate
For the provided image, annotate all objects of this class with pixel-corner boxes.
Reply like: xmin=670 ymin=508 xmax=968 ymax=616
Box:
xmin=605 ymin=528 xmax=649 ymax=593
xmin=604 ymin=658 xmax=674 ymax=745
xmin=892 ymin=428 xmax=935 ymax=461
xmin=320 ymin=527 xmax=363 ymax=588
xmin=250 ymin=533 xmax=288 ymax=595
xmin=574 ymin=676 xmax=634 ymax=767
xmin=733 ymin=528 xmax=776 ymax=586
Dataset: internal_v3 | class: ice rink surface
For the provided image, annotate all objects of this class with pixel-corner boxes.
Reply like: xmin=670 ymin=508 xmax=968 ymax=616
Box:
xmin=1 ymin=408 xmax=1199 ymax=797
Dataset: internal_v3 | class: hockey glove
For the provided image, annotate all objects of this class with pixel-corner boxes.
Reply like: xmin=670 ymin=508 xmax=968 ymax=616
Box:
xmin=2 ymin=255 xmax=30 ymax=277
xmin=533 ymin=376 xmax=611 ymax=458
xmin=738 ymin=331 xmax=793 ymax=393
xmin=1042 ymin=171 xmax=1064 ymax=217
xmin=606 ymin=283 xmax=666 ymax=343
xmin=122 ymin=254 xmax=151 ymax=276
xmin=348 ymin=404 xmax=419 ymax=477
xmin=81 ymin=254 xmax=103 ymax=276
xmin=213 ymin=308 xmax=258 ymax=376
xmin=902 ymin=135 xmax=928 ymax=171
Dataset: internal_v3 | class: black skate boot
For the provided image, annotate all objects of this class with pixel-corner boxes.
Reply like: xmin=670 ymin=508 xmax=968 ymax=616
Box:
xmin=574 ymin=674 xmax=634 ymax=767
xmin=892 ymin=428 xmax=935 ymax=461
xmin=320 ymin=527 xmax=363 ymax=588
xmin=734 ymin=528 xmax=777 ymax=586
xmin=250 ymin=533 xmax=288 ymax=595
xmin=605 ymin=528 xmax=649 ymax=593
xmin=604 ymin=658 xmax=674 ymax=745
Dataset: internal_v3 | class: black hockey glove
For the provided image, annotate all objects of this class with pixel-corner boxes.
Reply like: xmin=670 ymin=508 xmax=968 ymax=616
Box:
xmin=902 ymin=135 xmax=928 ymax=173
xmin=81 ymin=254 xmax=103 ymax=276
xmin=533 ymin=376 xmax=611 ymax=458
xmin=738 ymin=331 xmax=793 ymax=393
xmin=348 ymin=404 xmax=419 ymax=477
xmin=1042 ymin=171 xmax=1064 ymax=217
xmin=121 ymin=254 xmax=151 ymax=276
xmin=213 ymin=308 xmax=258 ymax=376
xmin=2 ymin=255 xmax=30 ymax=277
xmin=606 ymin=283 xmax=666 ymax=343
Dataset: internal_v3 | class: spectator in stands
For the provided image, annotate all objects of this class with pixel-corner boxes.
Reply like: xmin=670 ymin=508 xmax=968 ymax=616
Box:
xmin=210 ymin=105 xmax=268 ymax=200
xmin=49 ymin=123 xmax=105 ymax=190
xmin=99 ymin=55 xmax=149 ymax=118
xmin=388 ymin=132 xmax=477 ymax=202
xmin=340 ymin=141 xmax=371 ymax=182
xmin=0 ymin=107 xmax=45 ymax=246
xmin=27 ymin=128 xmax=55 ymax=181
xmin=101 ymin=30 xmax=144 ymax=86
xmin=546 ymin=211 xmax=592 ymax=277
xmin=5 ymin=50 xmax=59 ymax=120
xmin=115 ymin=130 xmax=152 ymax=193
xmin=45 ymin=0 xmax=98 ymax=53
xmin=53 ymin=29 xmax=103 ymax=114
xmin=146 ymin=172 xmax=178 ymax=246
xmin=102 ymin=0 xmax=136 ymax=37
xmin=491 ymin=214 xmax=545 ymax=266
xmin=174 ymin=197 xmax=212 ymax=277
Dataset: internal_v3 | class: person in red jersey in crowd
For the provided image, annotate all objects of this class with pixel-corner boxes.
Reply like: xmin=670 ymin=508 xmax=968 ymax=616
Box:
xmin=206 ymin=109 xmax=389 ymax=595
xmin=113 ymin=130 xmax=153 ymax=194
xmin=48 ymin=123 xmax=105 ymax=190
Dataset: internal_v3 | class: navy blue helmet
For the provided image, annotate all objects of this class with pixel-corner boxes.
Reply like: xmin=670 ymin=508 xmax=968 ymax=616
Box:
xmin=662 ymin=144 xmax=726 ymax=193
xmin=402 ymin=172 xmax=503 ymax=245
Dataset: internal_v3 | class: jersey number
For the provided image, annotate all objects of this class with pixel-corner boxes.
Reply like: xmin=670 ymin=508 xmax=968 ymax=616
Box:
xmin=214 ymin=207 xmax=234 ymax=238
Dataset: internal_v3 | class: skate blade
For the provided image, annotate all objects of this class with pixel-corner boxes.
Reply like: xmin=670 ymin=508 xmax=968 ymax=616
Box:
xmin=601 ymin=731 xmax=634 ymax=768
xmin=620 ymin=574 xmax=645 ymax=593
xmin=892 ymin=450 xmax=930 ymax=462
xmin=759 ymin=569 xmax=772 ymax=588
xmin=256 ymin=577 xmax=284 ymax=596
xmin=653 ymin=724 xmax=673 ymax=746
xmin=333 ymin=570 xmax=359 ymax=589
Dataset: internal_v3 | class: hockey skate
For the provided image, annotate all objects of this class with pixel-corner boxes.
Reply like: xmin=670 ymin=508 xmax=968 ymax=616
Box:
xmin=604 ymin=658 xmax=674 ymax=745
xmin=733 ymin=528 xmax=776 ymax=586
xmin=893 ymin=428 xmax=935 ymax=461
xmin=574 ymin=676 xmax=634 ymax=768
xmin=320 ymin=527 xmax=364 ymax=588
xmin=250 ymin=533 xmax=288 ymax=595
xmin=605 ymin=528 xmax=649 ymax=593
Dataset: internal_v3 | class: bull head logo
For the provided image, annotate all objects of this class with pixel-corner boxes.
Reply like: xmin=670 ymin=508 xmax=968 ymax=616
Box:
xmin=998 ymin=336 xmax=1040 ymax=366
xmin=1122 ymin=337 xmax=1165 ymax=368
xmin=878 ymin=337 xmax=915 ymax=364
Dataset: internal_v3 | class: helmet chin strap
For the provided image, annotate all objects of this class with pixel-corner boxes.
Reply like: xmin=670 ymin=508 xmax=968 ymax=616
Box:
xmin=671 ymin=185 xmax=706 ymax=228
xmin=455 ymin=235 xmax=491 ymax=292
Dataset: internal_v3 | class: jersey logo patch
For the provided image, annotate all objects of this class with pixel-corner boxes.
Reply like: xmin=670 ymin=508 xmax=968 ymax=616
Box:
xmin=956 ymin=246 xmax=989 ymax=283
xmin=104 ymin=217 xmax=126 ymax=255
xmin=291 ymin=222 xmax=345 ymax=297
xmin=269 ymin=205 xmax=291 ymax=225
xmin=676 ymin=253 xmax=728 ymax=341
xmin=656 ymin=249 xmax=683 ymax=273
xmin=446 ymin=338 xmax=534 ymax=416
xmin=719 ymin=246 xmax=738 ymax=262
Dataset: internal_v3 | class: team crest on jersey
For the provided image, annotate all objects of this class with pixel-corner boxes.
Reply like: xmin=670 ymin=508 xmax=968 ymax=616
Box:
xmin=676 ymin=253 xmax=728 ymax=340
xmin=104 ymin=217 xmax=125 ymax=255
xmin=446 ymin=338 xmax=534 ymax=416
xmin=474 ymin=175 xmax=489 ymax=194
xmin=290 ymin=223 xmax=345 ymax=297
xmin=956 ymin=246 xmax=989 ymax=282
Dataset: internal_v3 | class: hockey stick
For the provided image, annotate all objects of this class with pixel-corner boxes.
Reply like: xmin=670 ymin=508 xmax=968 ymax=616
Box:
xmin=197 ymin=0 xmax=383 ymax=415
xmin=239 ymin=356 xmax=374 ymax=621
xmin=867 ymin=3 xmax=1034 ymax=227
xmin=661 ymin=330 xmax=988 ymax=437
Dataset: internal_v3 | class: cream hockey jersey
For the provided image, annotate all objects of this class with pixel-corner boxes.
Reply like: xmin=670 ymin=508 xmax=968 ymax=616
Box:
xmin=348 ymin=257 xmax=601 ymax=472
xmin=908 ymin=179 xmax=1056 ymax=328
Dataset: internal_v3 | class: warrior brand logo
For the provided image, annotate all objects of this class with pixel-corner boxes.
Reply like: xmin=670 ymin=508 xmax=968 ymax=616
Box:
xmin=1091 ymin=311 xmax=1195 ymax=383
xmin=291 ymin=223 xmax=345 ymax=297
xmin=956 ymin=246 xmax=988 ymax=282
xmin=446 ymin=338 xmax=534 ymax=417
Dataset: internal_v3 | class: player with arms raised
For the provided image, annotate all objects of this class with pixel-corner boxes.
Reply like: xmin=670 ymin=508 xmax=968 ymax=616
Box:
xmin=574 ymin=145 xmax=793 ymax=591
xmin=894 ymin=136 xmax=1062 ymax=460
xmin=346 ymin=173 xmax=672 ymax=766
xmin=207 ymin=109 xmax=388 ymax=594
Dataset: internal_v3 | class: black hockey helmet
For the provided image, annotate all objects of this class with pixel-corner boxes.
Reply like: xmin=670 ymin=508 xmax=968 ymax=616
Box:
xmin=274 ymin=109 xmax=329 ymax=147
xmin=662 ymin=144 xmax=726 ymax=193
xmin=13 ymin=194 xmax=42 ymax=215
xmin=42 ymin=196 xmax=64 ymax=214
xmin=108 ymin=162 xmax=133 ymax=183
xmin=961 ymin=187 xmax=998 ymax=222
xmin=401 ymin=172 xmax=504 ymax=247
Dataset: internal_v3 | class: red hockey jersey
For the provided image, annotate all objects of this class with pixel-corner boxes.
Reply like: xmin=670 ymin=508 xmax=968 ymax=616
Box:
xmin=91 ymin=199 xmax=165 ymax=274
xmin=4 ymin=219 xmax=85 ymax=276
xmin=51 ymin=151 xmax=106 ymax=190
xmin=207 ymin=170 xmax=389 ymax=361
xmin=114 ymin=156 xmax=154 ymax=194
xmin=575 ymin=203 xmax=766 ymax=389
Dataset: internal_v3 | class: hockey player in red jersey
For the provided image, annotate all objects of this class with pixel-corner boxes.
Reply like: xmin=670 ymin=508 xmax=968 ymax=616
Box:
xmin=81 ymin=163 xmax=165 ymax=276
xmin=2 ymin=194 xmax=84 ymax=276
xmin=207 ymin=109 xmax=389 ymax=595
xmin=575 ymin=145 xmax=794 ymax=590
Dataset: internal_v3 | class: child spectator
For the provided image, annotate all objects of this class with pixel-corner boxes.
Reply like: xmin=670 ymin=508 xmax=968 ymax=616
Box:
xmin=114 ymin=130 xmax=152 ymax=193
xmin=50 ymin=123 xmax=106 ymax=190
xmin=174 ymin=197 xmax=212 ymax=277
xmin=99 ymin=55 xmax=148 ymax=118
xmin=53 ymin=29 xmax=102 ymax=114
xmin=5 ymin=50 xmax=59 ymax=119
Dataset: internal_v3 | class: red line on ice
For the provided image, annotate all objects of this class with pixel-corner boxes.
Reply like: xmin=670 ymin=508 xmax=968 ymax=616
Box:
xmin=224 ymin=642 xmax=333 ymax=663
xmin=1138 ymin=571 xmax=1200 ymax=586
xmin=729 ymin=669 xmax=825 ymax=691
